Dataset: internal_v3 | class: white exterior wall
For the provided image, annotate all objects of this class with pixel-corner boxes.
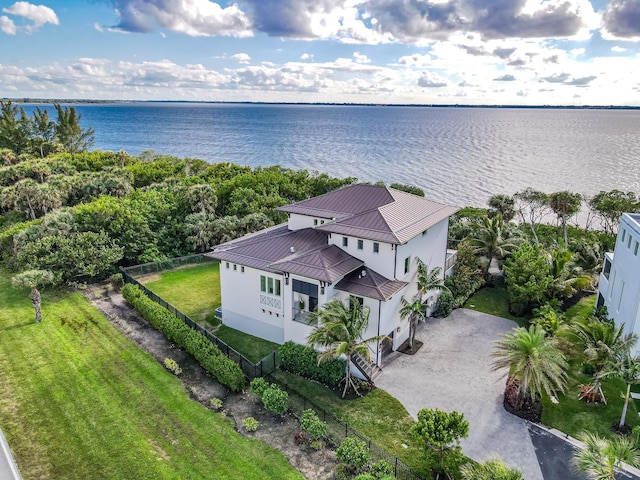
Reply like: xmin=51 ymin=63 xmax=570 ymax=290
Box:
xmin=218 ymin=262 xmax=285 ymax=343
xmin=287 ymin=213 xmax=332 ymax=231
xmin=395 ymin=219 xmax=449 ymax=281
xmin=598 ymin=214 xmax=640 ymax=355
xmin=328 ymin=234 xmax=395 ymax=279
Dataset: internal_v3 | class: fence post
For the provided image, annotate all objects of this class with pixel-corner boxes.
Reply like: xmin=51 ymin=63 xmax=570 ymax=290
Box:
xmin=395 ymin=458 xmax=398 ymax=476
xmin=345 ymin=422 xmax=348 ymax=438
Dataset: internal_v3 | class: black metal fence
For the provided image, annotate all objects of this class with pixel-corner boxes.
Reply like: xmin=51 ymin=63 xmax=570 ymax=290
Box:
xmin=121 ymin=253 xmax=215 ymax=277
xmin=120 ymin=268 xmax=277 ymax=380
xmin=268 ymin=374 xmax=428 ymax=480
xmin=121 ymin=256 xmax=426 ymax=480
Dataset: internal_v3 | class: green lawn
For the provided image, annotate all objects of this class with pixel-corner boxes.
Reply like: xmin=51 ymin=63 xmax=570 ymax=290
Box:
xmin=142 ymin=262 xmax=221 ymax=324
xmin=271 ymin=370 xmax=428 ymax=476
xmin=464 ymin=278 xmax=528 ymax=326
xmin=216 ymin=325 xmax=280 ymax=363
xmin=0 ymin=269 xmax=302 ymax=480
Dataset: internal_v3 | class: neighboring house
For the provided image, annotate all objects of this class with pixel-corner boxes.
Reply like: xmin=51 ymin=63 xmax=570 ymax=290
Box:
xmin=208 ymin=184 xmax=458 ymax=370
xmin=597 ymin=213 xmax=640 ymax=354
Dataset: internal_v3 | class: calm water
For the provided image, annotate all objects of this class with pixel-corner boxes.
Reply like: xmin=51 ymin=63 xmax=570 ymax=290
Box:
xmin=23 ymin=103 xmax=640 ymax=208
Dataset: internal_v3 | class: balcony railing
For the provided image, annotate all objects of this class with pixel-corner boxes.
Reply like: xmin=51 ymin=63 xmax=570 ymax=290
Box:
xmin=292 ymin=308 xmax=317 ymax=326
xmin=259 ymin=294 xmax=282 ymax=310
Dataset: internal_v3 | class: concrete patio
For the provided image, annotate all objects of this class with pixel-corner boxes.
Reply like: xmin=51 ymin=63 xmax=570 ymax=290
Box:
xmin=376 ymin=309 xmax=543 ymax=480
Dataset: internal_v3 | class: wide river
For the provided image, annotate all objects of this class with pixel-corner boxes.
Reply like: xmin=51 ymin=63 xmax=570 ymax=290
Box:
xmin=23 ymin=103 xmax=640 ymax=208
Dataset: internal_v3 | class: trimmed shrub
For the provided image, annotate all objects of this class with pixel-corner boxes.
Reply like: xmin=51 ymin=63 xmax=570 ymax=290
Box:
xmin=242 ymin=417 xmax=259 ymax=432
xmin=300 ymin=409 xmax=328 ymax=440
xmin=122 ymin=284 xmax=245 ymax=391
xmin=278 ymin=341 xmax=345 ymax=388
xmin=433 ymin=289 xmax=454 ymax=317
xmin=262 ymin=384 xmax=288 ymax=414
xmin=369 ymin=460 xmax=393 ymax=478
xmin=336 ymin=437 xmax=370 ymax=474
xmin=163 ymin=357 xmax=182 ymax=375
xmin=250 ymin=377 xmax=269 ymax=398
xmin=209 ymin=397 xmax=223 ymax=410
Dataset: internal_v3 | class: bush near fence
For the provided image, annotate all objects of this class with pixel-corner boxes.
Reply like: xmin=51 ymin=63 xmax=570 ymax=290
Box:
xmin=122 ymin=283 xmax=245 ymax=391
xmin=278 ymin=341 xmax=345 ymax=388
xmin=269 ymin=373 xmax=427 ymax=480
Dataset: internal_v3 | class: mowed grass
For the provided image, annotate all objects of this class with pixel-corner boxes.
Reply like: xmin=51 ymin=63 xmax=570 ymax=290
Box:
xmin=142 ymin=262 xmax=221 ymax=323
xmin=215 ymin=325 xmax=279 ymax=363
xmin=464 ymin=278 xmax=528 ymax=326
xmin=271 ymin=370 xmax=427 ymax=476
xmin=0 ymin=269 xmax=302 ymax=480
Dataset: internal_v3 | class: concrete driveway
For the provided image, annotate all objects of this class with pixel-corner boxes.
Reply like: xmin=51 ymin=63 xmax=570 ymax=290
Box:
xmin=376 ymin=309 xmax=543 ymax=480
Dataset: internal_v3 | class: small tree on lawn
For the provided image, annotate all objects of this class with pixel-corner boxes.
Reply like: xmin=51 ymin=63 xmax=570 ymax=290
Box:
xmin=572 ymin=432 xmax=640 ymax=480
xmin=307 ymin=297 xmax=386 ymax=398
xmin=600 ymin=350 xmax=640 ymax=428
xmin=12 ymin=269 xmax=55 ymax=323
xmin=336 ymin=437 xmax=370 ymax=477
xmin=411 ymin=408 xmax=469 ymax=479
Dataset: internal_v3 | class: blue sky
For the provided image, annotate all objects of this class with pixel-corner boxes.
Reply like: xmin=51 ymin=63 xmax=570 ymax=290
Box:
xmin=1 ymin=0 xmax=640 ymax=105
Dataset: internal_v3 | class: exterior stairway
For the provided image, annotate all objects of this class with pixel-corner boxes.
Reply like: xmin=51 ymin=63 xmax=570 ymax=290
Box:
xmin=351 ymin=352 xmax=383 ymax=382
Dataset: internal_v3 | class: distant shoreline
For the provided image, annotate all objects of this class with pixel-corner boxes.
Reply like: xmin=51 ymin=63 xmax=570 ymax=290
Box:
xmin=4 ymin=98 xmax=640 ymax=110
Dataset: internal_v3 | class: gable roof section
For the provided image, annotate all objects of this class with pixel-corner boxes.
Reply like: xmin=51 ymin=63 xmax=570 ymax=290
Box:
xmin=334 ymin=266 xmax=408 ymax=301
xmin=270 ymin=245 xmax=364 ymax=283
xmin=311 ymin=185 xmax=459 ymax=244
xmin=207 ymin=225 xmax=363 ymax=282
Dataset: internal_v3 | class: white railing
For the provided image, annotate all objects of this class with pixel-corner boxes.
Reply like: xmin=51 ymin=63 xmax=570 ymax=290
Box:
xmin=259 ymin=294 xmax=282 ymax=310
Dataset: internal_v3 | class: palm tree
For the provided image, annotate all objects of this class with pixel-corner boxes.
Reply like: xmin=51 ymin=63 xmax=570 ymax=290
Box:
xmin=11 ymin=269 xmax=55 ymax=323
xmin=492 ymin=325 xmax=569 ymax=410
xmin=600 ymin=350 xmax=640 ymax=427
xmin=460 ymin=456 xmax=524 ymax=480
xmin=572 ymin=432 xmax=640 ymax=480
xmin=570 ymin=319 xmax=637 ymax=403
xmin=400 ymin=294 xmax=427 ymax=352
xmin=546 ymin=247 xmax=594 ymax=300
xmin=468 ymin=214 xmax=517 ymax=275
xmin=307 ymin=297 xmax=386 ymax=398
xmin=548 ymin=191 xmax=582 ymax=245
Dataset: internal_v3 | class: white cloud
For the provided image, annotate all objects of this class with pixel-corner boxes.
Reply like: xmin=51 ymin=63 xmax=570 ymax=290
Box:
xmin=232 ymin=53 xmax=251 ymax=64
xmin=611 ymin=45 xmax=626 ymax=52
xmin=300 ymin=53 xmax=313 ymax=60
xmin=353 ymin=52 xmax=371 ymax=63
xmin=0 ymin=16 xmax=16 ymax=35
xmin=417 ymin=72 xmax=448 ymax=88
xmin=2 ymin=1 xmax=58 ymax=33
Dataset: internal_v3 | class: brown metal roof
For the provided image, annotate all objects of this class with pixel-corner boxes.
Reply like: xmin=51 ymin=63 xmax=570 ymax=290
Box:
xmin=312 ymin=185 xmax=459 ymax=244
xmin=271 ymin=245 xmax=364 ymax=283
xmin=334 ymin=266 xmax=408 ymax=301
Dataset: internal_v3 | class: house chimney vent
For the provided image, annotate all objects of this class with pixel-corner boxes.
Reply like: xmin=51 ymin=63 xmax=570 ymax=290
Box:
xmin=361 ymin=270 xmax=366 ymax=277
xmin=290 ymin=246 xmax=296 ymax=253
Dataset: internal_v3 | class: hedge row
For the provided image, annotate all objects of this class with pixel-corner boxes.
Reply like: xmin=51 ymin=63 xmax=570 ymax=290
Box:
xmin=278 ymin=341 xmax=345 ymax=388
xmin=121 ymin=283 xmax=245 ymax=391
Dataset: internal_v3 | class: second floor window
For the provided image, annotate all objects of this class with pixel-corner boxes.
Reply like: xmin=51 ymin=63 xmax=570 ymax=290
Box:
xmin=357 ymin=239 xmax=363 ymax=250
xmin=404 ymin=256 xmax=410 ymax=275
xmin=343 ymin=237 xmax=348 ymax=247
xmin=260 ymin=275 xmax=281 ymax=296
xmin=373 ymin=242 xmax=379 ymax=253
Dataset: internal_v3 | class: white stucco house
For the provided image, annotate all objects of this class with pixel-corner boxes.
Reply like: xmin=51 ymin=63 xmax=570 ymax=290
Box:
xmin=208 ymin=184 xmax=458 ymax=374
xmin=597 ymin=213 xmax=640 ymax=354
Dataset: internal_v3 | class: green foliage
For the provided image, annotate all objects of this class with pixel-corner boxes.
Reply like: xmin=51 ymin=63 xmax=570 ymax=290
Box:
xmin=573 ymin=432 xmax=640 ymax=480
xmin=589 ymin=190 xmax=639 ymax=235
xmin=121 ymin=283 xmax=245 ymax=391
xmin=11 ymin=268 xmax=55 ymax=290
xmin=209 ymin=397 xmax=223 ymax=410
xmin=300 ymin=409 xmax=328 ymax=440
xmin=278 ymin=341 xmax=345 ymax=388
xmin=488 ymin=193 xmax=516 ymax=222
xmin=531 ymin=303 xmax=564 ymax=336
xmin=389 ymin=182 xmax=424 ymax=196
xmin=250 ymin=377 xmax=269 ymax=397
xmin=53 ymin=104 xmax=95 ymax=156
xmin=369 ymin=460 xmax=393 ymax=478
xmin=504 ymin=242 xmax=553 ymax=316
xmin=163 ymin=357 xmax=182 ymax=375
xmin=460 ymin=457 xmax=524 ymax=480
xmin=336 ymin=437 xmax=371 ymax=473
xmin=411 ymin=408 xmax=469 ymax=477
xmin=446 ymin=241 xmax=484 ymax=305
xmin=109 ymin=273 xmax=124 ymax=288
xmin=433 ymin=289 xmax=454 ymax=317
xmin=243 ymin=417 xmax=259 ymax=432
xmin=261 ymin=384 xmax=289 ymax=414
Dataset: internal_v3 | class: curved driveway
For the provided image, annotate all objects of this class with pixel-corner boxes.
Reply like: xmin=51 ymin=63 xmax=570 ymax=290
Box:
xmin=376 ymin=309 xmax=543 ymax=480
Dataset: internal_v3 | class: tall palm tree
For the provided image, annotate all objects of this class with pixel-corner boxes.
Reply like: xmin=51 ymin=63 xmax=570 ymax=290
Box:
xmin=548 ymin=191 xmax=582 ymax=246
xmin=400 ymin=294 xmax=427 ymax=351
xmin=492 ymin=325 xmax=569 ymax=409
xmin=460 ymin=456 xmax=524 ymax=480
xmin=573 ymin=432 xmax=640 ymax=480
xmin=11 ymin=269 xmax=55 ymax=323
xmin=468 ymin=214 xmax=518 ymax=275
xmin=307 ymin=297 xmax=386 ymax=398
xmin=570 ymin=319 xmax=637 ymax=403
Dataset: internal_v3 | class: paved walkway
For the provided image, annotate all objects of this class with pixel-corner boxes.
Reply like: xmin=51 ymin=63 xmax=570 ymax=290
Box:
xmin=0 ymin=428 xmax=21 ymax=480
xmin=376 ymin=309 xmax=543 ymax=480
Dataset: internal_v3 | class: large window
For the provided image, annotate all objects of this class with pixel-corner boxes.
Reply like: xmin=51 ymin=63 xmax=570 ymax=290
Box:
xmin=260 ymin=275 xmax=281 ymax=296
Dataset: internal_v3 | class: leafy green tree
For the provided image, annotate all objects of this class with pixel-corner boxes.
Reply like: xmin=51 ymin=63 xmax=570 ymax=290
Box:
xmin=468 ymin=214 xmax=517 ymax=275
xmin=54 ymin=104 xmax=95 ymax=156
xmin=504 ymin=242 xmax=553 ymax=316
xmin=548 ymin=191 xmax=582 ymax=245
xmin=185 ymin=183 xmax=217 ymax=215
xmin=488 ymin=193 xmax=516 ymax=222
xmin=589 ymin=190 xmax=639 ymax=235
xmin=31 ymin=106 xmax=56 ymax=157
xmin=514 ymin=188 xmax=550 ymax=243
xmin=307 ymin=297 xmax=385 ymax=398
xmin=492 ymin=326 xmax=568 ymax=410
xmin=460 ymin=456 xmax=524 ymax=480
xmin=572 ymin=432 xmax=640 ymax=480
xmin=0 ymin=101 xmax=31 ymax=155
xmin=336 ymin=437 xmax=370 ymax=475
xmin=546 ymin=246 xmax=593 ymax=300
xmin=445 ymin=240 xmax=483 ymax=304
xmin=11 ymin=269 xmax=55 ymax=322
xmin=600 ymin=351 xmax=640 ymax=427
xmin=411 ymin=408 xmax=469 ymax=478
